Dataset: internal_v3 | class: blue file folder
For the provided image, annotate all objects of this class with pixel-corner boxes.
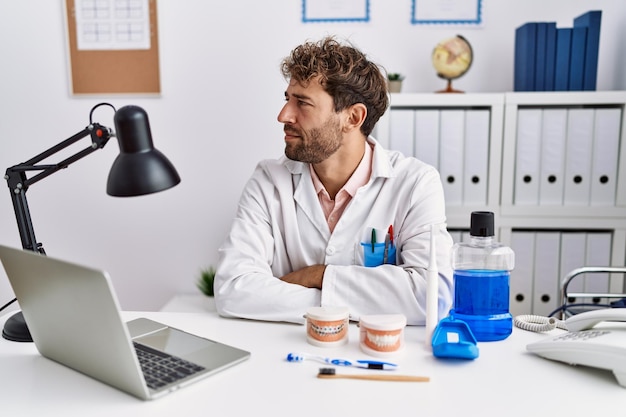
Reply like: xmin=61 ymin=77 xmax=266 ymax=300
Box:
xmin=573 ymin=10 xmax=602 ymax=91
xmin=514 ymin=22 xmax=537 ymax=91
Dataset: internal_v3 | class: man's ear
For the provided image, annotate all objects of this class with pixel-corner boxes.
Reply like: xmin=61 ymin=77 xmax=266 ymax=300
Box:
xmin=343 ymin=103 xmax=367 ymax=132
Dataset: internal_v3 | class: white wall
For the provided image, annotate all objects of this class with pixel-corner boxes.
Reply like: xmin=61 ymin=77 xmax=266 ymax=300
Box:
xmin=1 ymin=0 xmax=625 ymax=313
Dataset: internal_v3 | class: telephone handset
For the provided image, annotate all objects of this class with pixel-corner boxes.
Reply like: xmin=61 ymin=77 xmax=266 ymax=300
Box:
xmin=562 ymin=307 xmax=626 ymax=331
xmin=526 ymin=308 xmax=626 ymax=388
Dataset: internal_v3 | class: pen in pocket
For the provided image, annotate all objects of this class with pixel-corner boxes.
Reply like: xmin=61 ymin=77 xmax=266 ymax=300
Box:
xmin=383 ymin=233 xmax=390 ymax=264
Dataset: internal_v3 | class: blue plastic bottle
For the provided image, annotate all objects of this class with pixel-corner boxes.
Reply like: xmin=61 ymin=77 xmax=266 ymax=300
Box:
xmin=450 ymin=211 xmax=515 ymax=342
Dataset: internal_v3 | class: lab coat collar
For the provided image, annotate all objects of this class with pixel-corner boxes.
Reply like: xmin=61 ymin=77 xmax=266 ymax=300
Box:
xmin=281 ymin=136 xmax=394 ymax=239
xmin=368 ymin=136 xmax=394 ymax=180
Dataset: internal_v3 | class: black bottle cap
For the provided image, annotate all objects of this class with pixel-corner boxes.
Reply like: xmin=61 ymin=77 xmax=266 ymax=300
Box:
xmin=470 ymin=211 xmax=494 ymax=237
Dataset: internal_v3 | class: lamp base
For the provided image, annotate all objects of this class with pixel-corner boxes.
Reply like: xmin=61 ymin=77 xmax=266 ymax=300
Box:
xmin=2 ymin=311 xmax=33 ymax=342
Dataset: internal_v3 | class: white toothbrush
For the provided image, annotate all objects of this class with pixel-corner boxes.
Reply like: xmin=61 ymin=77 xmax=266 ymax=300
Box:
xmin=286 ymin=352 xmax=397 ymax=370
xmin=426 ymin=223 xmax=439 ymax=349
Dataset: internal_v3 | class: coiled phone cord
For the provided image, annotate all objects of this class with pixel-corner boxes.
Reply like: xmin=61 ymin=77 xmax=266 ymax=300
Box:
xmin=514 ymin=315 xmax=568 ymax=333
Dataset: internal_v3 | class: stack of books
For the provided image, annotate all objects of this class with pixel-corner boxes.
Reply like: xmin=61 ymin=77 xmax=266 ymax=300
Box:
xmin=514 ymin=10 xmax=602 ymax=92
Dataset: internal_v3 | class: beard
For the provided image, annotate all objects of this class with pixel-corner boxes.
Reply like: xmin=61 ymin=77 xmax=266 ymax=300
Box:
xmin=284 ymin=115 xmax=343 ymax=164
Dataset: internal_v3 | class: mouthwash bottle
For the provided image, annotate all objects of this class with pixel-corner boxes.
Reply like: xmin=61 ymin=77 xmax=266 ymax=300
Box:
xmin=450 ymin=211 xmax=515 ymax=342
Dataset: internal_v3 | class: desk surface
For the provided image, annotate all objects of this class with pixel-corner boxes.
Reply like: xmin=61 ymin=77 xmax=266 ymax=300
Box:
xmin=2 ymin=307 xmax=623 ymax=416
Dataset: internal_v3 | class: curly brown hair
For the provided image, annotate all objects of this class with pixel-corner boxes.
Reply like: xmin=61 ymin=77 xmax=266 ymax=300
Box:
xmin=280 ymin=36 xmax=389 ymax=137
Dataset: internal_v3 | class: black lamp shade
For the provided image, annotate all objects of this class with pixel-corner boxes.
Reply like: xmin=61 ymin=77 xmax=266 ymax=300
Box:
xmin=107 ymin=105 xmax=181 ymax=197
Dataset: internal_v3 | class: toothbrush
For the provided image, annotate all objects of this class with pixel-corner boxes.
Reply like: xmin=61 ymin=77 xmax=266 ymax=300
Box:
xmin=425 ymin=223 xmax=439 ymax=349
xmin=286 ymin=352 xmax=398 ymax=370
xmin=318 ymin=367 xmax=429 ymax=382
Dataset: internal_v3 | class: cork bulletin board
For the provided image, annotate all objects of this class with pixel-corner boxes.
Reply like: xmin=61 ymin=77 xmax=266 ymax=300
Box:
xmin=65 ymin=0 xmax=160 ymax=95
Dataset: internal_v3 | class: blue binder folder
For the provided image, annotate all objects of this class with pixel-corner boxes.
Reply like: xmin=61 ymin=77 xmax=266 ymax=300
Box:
xmin=534 ymin=23 xmax=549 ymax=91
xmin=544 ymin=22 xmax=557 ymax=91
xmin=554 ymin=28 xmax=572 ymax=91
xmin=514 ymin=22 xmax=537 ymax=91
xmin=573 ymin=10 xmax=602 ymax=91
xmin=568 ymin=26 xmax=588 ymax=91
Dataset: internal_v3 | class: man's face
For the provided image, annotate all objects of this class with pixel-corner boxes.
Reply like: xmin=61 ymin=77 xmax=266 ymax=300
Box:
xmin=278 ymin=77 xmax=344 ymax=164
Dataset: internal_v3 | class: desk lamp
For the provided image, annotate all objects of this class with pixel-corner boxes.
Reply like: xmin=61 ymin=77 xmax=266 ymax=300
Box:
xmin=2 ymin=103 xmax=181 ymax=342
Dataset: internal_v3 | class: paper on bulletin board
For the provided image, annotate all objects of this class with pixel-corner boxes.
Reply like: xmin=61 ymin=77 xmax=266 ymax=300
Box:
xmin=74 ymin=0 xmax=151 ymax=50
xmin=412 ymin=0 xmax=483 ymax=26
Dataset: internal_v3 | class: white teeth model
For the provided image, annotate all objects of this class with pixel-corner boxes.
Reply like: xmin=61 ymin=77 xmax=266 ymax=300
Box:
xmin=366 ymin=331 xmax=400 ymax=347
xmin=311 ymin=323 xmax=345 ymax=336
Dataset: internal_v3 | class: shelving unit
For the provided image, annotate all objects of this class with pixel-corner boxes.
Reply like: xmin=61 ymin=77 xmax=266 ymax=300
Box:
xmin=375 ymin=93 xmax=505 ymax=229
xmin=500 ymin=91 xmax=626 ymax=227
xmin=375 ymin=91 xmax=626 ymax=316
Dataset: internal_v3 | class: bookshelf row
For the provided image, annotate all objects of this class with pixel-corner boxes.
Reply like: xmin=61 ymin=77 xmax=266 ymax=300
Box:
xmin=375 ymin=91 xmax=626 ymax=228
xmin=514 ymin=10 xmax=602 ymax=92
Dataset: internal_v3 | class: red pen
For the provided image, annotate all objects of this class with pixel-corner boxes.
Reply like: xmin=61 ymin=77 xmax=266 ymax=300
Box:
xmin=387 ymin=225 xmax=394 ymax=246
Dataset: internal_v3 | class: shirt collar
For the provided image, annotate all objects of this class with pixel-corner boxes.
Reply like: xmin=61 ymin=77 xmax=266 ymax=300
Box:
xmin=309 ymin=140 xmax=373 ymax=197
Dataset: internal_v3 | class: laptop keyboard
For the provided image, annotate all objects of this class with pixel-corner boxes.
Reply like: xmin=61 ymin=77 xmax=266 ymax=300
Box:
xmin=134 ymin=342 xmax=206 ymax=390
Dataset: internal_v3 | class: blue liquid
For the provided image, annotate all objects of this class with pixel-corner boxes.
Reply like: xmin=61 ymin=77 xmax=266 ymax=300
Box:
xmin=451 ymin=269 xmax=512 ymax=342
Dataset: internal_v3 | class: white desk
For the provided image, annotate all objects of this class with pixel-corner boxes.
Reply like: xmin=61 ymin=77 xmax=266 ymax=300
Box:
xmin=1 ymin=309 xmax=623 ymax=416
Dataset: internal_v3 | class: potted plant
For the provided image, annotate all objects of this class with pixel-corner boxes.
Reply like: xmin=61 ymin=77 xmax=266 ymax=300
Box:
xmin=196 ymin=266 xmax=216 ymax=297
xmin=387 ymin=73 xmax=405 ymax=93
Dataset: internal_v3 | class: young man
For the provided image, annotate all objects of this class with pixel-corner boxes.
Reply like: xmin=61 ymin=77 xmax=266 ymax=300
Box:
xmin=214 ymin=36 xmax=453 ymax=325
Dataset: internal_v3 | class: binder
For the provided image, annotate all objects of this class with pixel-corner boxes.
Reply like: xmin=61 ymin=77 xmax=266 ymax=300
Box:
xmin=532 ymin=232 xmax=561 ymax=316
xmin=509 ymin=231 xmax=535 ymax=316
xmin=538 ymin=108 xmax=567 ymax=205
xmin=554 ymin=28 xmax=572 ymax=91
xmin=438 ymin=110 xmax=465 ymax=205
xmin=462 ymin=109 xmax=489 ymax=206
xmin=514 ymin=109 xmax=542 ymax=205
xmin=388 ymin=109 xmax=415 ymax=157
xmin=534 ymin=23 xmax=549 ymax=91
xmin=514 ymin=22 xmax=538 ymax=91
xmin=563 ymin=108 xmax=594 ymax=205
xmin=590 ymin=108 xmax=620 ymax=206
xmin=560 ymin=232 xmax=587 ymax=304
xmin=583 ymin=232 xmax=612 ymax=306
xmin=573 ymin=10 xmax=602 ymax=91
xmin=413 ymin=109 xmax=440 ymax=169
xmin=568 ymin=26 xmax=588 ymax=91
xmin=544 ymin=22 xmax=558 ymax=91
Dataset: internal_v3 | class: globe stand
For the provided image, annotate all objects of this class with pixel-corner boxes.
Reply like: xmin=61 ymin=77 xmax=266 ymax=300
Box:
xmin=436 ymin=79 xmax=464 ymax=94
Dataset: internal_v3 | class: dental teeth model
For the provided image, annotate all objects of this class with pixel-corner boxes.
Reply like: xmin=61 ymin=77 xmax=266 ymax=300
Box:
xmin=359 ymin=314 xmax=407 ymax=356
xmin=304 ymin=306 xmax=349 ymax=347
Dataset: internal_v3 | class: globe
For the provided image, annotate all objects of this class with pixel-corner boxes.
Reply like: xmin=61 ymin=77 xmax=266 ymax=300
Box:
xmin=431 ymin=35 xmax=473 ymax=93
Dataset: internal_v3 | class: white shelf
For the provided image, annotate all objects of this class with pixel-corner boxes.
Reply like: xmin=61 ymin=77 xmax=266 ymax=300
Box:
xmin=504 ymin=90 xmax=626 ymax=105
xmin=376 ymin=91 xmax=626 ymax=315
xmin=389 ymin=92 xmax=504 ymax=107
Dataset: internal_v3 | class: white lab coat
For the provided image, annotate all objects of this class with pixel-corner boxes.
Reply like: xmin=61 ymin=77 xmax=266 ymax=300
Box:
xmin=215 ymin=137 xmax=453 ymax=325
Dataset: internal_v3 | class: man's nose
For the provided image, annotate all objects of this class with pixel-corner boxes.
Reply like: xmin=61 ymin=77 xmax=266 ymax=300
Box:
xmin=277 ymin=102 xmax=295 ymax=124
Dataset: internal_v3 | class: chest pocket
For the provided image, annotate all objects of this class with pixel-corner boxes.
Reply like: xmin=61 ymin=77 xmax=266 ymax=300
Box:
xmin=355 ymin=238 xmax=397 ymax=267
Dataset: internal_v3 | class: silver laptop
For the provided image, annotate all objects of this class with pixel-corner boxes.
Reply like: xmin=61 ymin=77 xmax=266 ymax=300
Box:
xmin=0 ymin=244 xmax=250 ymax=400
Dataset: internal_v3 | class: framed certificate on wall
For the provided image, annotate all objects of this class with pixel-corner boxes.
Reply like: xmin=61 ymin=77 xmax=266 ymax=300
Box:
xmin=412 ymin=0 xmax=483 ymax=26
xmin=302 ymin=0 xmax=370 ymax=23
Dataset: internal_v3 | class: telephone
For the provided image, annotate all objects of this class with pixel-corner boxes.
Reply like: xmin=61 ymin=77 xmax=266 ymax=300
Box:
xmin=526 ymin=308 xmax=626 ymax=388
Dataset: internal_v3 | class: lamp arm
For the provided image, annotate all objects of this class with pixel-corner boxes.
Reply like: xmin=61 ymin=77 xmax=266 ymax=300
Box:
xmin=4 ymin=123 xmax=114 ymax=253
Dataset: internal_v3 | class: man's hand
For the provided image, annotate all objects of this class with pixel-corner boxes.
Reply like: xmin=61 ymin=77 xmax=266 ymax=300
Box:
xmin=280 ymin=264 xmax=326 ymax=289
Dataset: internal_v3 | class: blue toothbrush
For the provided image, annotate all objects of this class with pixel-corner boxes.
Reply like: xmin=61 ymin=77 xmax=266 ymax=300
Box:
xmin=286 ymin=352 xmax=398 ymax=370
